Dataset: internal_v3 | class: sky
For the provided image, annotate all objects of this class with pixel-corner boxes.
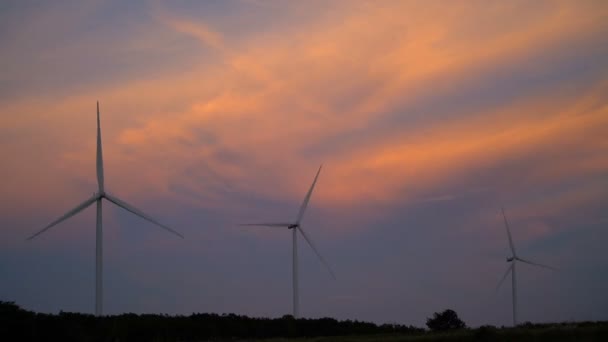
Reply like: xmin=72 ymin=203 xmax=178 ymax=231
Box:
xmin=1 ymin=0 xmax=607 ymax=328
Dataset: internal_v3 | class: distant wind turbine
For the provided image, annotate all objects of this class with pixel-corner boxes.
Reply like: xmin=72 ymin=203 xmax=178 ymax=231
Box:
xmin=241 ymin=165 xmax=335 ymax=318
xmin=496 ymin=207 xmax=555 ymax=326
xmin=27 ymin=102 xmax=183 ymax=316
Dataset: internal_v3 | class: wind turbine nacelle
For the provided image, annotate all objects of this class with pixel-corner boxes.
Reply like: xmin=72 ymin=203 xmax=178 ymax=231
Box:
xmin=288 ymin=224 xmax=298 ymax=229
xmin=507 ymin=257 xmax=515 ymax=262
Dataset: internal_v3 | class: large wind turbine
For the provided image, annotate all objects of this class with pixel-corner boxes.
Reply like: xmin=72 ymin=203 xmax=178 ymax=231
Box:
xmin=27 ymin=102 xmax=183 ymax=316
xmin=242 ymin=165 xmax=335 ymax=318
xmin=496 ymin=208 xmax=555 ymax=326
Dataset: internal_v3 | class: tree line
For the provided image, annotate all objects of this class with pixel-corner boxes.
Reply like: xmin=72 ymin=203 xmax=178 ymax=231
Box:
xmin=4 ymin=301 xmax=608 ymax=341
xmin=1 ymin=301 xmax=424 ymax=341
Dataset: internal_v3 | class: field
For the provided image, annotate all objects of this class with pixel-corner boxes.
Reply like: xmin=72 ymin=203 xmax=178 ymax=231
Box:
xmin=258 ymin=323 xmax=608 ymax=342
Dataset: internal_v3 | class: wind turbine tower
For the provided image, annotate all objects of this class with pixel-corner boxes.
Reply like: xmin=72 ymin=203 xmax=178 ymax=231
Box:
xmin=27 ymin=102 xmax=183 ymax=316
xmin=497 ymin=208 xmax=555 ymax=326
xmin=242 ymin=165 xmax=335 ymax=318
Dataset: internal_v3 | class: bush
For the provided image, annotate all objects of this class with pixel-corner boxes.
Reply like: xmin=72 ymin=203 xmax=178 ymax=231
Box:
xmin=426 ymin=309 xmax=467 ymax=332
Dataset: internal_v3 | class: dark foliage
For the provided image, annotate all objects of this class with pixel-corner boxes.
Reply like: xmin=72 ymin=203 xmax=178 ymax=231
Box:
xmin=5 ymin=301 xmax=608 ymax=341
xmin=426 ymin=309 xmax=467 ymax=331
xmin=0 ymin=301 xmax=423 ymax=341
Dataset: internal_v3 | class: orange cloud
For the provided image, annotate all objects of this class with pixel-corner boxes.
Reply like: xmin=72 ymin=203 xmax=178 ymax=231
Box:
xmin=1 ymin=0 xmax=606 ymax=219
xmin=324 ymin=81 xmax=607 ymax=200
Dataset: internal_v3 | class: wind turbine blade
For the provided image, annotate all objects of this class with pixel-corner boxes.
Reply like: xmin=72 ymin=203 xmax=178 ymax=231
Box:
xmin=296 ymin=165 xmax=322 ymax=224
xmin=496 ymin=264 xmax=513 ymax=292
xmin=96 ymin=101 xmax=105 ymax=193
xmin=297 ymin=225 xmax=336 ymax=279
xmin=27 ymin=194 xmax=98 ymax=240
xmin=104 ymin=193 xmax=184 ymax=238
xmin=516 ymin=257 xmax=557 ymax=271
xmin=501 ymin=208 xmax=516 ymax=256
xmin=239 ymin=223 xmax=292 ymax=227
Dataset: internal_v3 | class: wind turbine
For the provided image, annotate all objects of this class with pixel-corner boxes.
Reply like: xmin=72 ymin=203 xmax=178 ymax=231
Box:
xmin=27 ymin=102 xmax=183 ymax=316
xmin=241 ymin=165 xmax=335 ymax=318
xmin=496 ymin=207 xmax=555 ymax=326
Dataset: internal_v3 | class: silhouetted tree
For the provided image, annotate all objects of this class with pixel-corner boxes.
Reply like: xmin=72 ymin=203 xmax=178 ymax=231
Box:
xmin=426 ymin=309 xmax=466 ymax=331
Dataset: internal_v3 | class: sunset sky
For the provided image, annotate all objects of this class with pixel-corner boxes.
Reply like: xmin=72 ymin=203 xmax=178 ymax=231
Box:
xmin=1 ymin=0 xmax=607 ymax=327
